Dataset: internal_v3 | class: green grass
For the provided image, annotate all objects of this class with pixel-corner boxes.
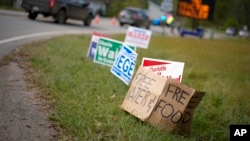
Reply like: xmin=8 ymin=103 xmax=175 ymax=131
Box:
xmin=15 ymin=35 xmax=250 ymax=141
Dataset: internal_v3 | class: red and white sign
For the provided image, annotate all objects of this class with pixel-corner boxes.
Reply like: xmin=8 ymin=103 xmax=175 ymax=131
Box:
xmin=142 ymin=57 xmax=185 ymax=82
xmin=124 ymin=26 xmax=152 ymax=49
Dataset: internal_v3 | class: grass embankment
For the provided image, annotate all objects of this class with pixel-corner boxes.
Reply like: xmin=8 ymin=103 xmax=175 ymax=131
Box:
xmin=16 ymin=35 xmax=250 ymax=140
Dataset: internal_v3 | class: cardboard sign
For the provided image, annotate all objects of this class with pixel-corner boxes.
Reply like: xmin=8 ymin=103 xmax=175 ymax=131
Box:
xmin=124 ymin=26 xmax=152 ymax=49
xmin=111 ymin=45 xmax=137 ymax=85
xmin=121 ymin=66 xmax=205 ymax=135
xmin=142 ymin=57 xmax=185 ymax=82
xmin=94 ymin=37 xmax=136 ymax=67
xmin=87 ymin=32 xmax=109 ymax=60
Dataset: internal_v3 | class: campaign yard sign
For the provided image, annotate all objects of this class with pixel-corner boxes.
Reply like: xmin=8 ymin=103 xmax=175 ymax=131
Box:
xmin=142 ymin=57 xmax=185 ymax=82
xmin=121 ymin=66 xmax=205 ymax=135
xmin=87 ymin=32 xmax=109 ymax=60
xmin=94 ymin=37 xmax=136 ymax=67
xmin=111 ymin=45 xmax=137 ymax=85
xmin=124 ymin=26 xmax=152 ymax=49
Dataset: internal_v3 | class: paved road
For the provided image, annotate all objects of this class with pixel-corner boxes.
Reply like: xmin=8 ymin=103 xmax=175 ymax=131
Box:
xmin=0 ymin=6 xmax=226 ymax=60
xmin=0 ymin=9 xmax=130 ymax=60
xmin=0 ymin=62 xmax=60 ymax=141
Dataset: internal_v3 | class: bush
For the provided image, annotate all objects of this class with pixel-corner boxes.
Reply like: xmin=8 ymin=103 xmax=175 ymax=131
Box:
xmin=0 ymin=0 xmax=14 ymax=7
xmin=223 ymin=17 xmax=240 ymax=30
xmin=105 ymin=0 xmax=148 ymax=17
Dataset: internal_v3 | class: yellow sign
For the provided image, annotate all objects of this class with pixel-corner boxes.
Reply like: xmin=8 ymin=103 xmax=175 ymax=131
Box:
xmin=178 ymin=0 xmax=210 ymax=20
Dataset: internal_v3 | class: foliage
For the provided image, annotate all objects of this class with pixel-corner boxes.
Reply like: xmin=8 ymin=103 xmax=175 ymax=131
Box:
xmin=223 ymin=17 xmax=240 ymax=30
xmin=212 ymin=0 xmax=230 ymax=26
xmin=105 ymin=0 xmax=148 ymax=17
xmin=229 ymin=0 xmax=250 ymax=27
xmin=16 ymin=34 xmax=250 ymax=141
xmin=0 ymin=0 xmax=15 ymax=6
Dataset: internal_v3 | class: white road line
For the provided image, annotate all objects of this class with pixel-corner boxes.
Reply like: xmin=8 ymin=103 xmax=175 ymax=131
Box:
xmin=0 ymin=31 xmax=85 ymax=45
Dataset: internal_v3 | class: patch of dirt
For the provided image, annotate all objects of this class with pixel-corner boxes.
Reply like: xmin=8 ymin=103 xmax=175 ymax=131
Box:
xmin=0 ymin=60 xmax=61 ymax=141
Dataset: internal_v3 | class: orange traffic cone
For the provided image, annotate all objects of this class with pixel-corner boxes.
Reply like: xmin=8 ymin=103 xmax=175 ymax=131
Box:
xmin=111 ymin=17 xmax=117 ymax=25
xmin=94 ymin=14 xmax=100 ymax=24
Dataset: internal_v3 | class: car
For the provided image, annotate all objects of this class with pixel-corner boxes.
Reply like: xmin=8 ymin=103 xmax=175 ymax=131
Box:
xmin=225 ymin=27 xmax=237 ymax=36
xmin=20 ymin=0 xmax=94 ymax=26
xmin=118 ymin=7 xmax=151 ymax=29
xmin=238 ymin=29 xmax=249 ymax=37
xmin=180 ymin=28 xmax=204 ymax=38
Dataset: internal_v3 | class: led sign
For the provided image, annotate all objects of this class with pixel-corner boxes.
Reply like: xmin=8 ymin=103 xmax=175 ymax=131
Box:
xmin=177 ymin=0 xmax=215 ymax=20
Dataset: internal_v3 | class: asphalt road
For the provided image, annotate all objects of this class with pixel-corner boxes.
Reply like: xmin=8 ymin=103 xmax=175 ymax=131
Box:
xmin=0 ymin=3 xmax=226 ymax=60
xmin=0 ymin=9 xmax=132 ymax=60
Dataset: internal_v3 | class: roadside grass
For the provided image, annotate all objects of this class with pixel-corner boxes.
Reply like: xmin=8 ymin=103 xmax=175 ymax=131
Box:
xmin=16 ymin=35 xmax=250 ymax=141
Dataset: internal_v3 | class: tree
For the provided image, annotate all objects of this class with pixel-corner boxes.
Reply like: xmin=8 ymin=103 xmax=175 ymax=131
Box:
xmin=0 ymin=0 xmax=15 ymax=6
xmin=213 ymin=0 xmax=230 ymax=26
xmin=230 ymin=0 xmax=250 ymax=28
xmin=105 ymin=0 xmax=148 ymax=17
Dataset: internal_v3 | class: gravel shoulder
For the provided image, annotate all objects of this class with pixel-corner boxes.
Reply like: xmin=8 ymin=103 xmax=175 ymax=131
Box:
xmin=0 ymin=61 xmax=60 ymax=141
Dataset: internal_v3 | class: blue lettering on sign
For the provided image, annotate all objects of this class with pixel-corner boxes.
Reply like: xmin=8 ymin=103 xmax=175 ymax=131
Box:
xmin=115 ymin=55 xmax=135 ymax=77
xmin=117 ymin=55 xmax=125 ymax=69
xmin=111 ymin=45 xmax=137 ymax=85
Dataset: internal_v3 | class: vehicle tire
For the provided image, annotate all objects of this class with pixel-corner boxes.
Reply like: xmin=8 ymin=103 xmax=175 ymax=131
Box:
xmin=83 ymin=14 xmax=92 ymax=26
xmin=28 ymin=11 xmax=38 ymax=20
xmin=119 ymin=22 xmax=124 ymax=27
xmin=55 ymin=10 xmax=67 ymax=24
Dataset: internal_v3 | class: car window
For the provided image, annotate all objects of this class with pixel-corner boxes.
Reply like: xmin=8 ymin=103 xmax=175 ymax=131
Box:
xmin=128 ymin=10 xmax=137 ymax=15
xmin=139 ymin=11 xmax=148 ymax=18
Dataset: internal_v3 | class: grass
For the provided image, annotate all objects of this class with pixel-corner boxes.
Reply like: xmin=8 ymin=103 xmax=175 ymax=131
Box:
xmin=13 ymin=35 xmax=250 ymax=141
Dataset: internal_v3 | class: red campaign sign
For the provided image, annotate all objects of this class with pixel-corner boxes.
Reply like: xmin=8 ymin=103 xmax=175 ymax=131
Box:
xmin=142 ymin=58 xmax=185 ymax=82
xmin=124 ymin=26 xmax=152 ymax=49
xmin=143 ymin=59 xmax=171 ymax=66
xmin=128 ymin=31 xmax=150 ymax=40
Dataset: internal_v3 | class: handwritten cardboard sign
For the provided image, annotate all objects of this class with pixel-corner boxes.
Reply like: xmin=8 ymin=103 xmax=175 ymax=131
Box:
xmin=87 ymin=32 xmax=109 ymax=60
xmin=94 ymin=37 xmax=136 ymax=67
xmin=124 ymin=26 xmax=152 ymax=49
xmin=121 ymin=66 xmax=205 ymax=135
xmin=111 ymin=45 xmax=137 ymax=85
xmin=142 ymin=57 xmax=185 ymax=82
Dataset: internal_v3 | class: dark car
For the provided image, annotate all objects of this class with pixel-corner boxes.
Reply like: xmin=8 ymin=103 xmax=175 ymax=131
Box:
xmin=118 ymin=7 xmax=151 ymax=29
xmin=20 ymin=0 xmax=94 ymax=26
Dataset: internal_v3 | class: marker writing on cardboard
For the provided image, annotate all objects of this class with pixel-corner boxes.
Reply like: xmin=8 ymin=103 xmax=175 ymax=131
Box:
xmin=134 ymin=73 xmax=156 ymax=89
xmin=154 ymin=99 xmax=192 ymax=124
xmin=165 ymin=84 xmax=190 ymax=105
xmin=153 ymin=84 xmax=199 ymax=124
xmin=125 ymin=72 xmax=157 ymax=112
xmin=126 ymin=86 xmax=157 ymax=113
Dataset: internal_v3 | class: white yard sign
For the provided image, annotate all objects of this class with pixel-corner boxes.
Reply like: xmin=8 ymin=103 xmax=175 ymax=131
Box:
xmin=111 ymin=45 xmax=137 ymax=85
xmin=142 ymin=57 xmax=185 ymax=82
xmin=124 ymin=26 xmax=152 ymax=49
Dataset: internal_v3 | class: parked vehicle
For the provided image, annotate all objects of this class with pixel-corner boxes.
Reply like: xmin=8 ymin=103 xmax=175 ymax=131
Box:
xmin=118 ymin=7 xmax=151 ymax=29
xmin=180 ymin=28 xmax=204 ymax=38
xmin=20 ymin=0 xmax=94 ymax=26
xmin=238 ymin=29 xmax=249 ymax=37
xmin=225 ymin=27 xmax=237 ymax=36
